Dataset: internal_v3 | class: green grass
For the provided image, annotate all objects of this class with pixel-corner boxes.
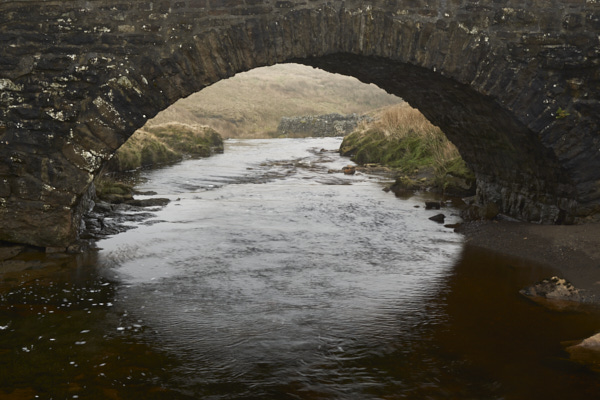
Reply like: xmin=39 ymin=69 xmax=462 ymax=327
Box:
xmin=340 ymin=104 xmax=474 ymax=194
xmin=106 ymin=124 xmax=223 ymax=173
xmin=95 ymin=124 xmax=224 ymax=202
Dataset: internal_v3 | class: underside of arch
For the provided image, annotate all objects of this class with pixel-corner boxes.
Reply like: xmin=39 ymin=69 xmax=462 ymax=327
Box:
xmin=297 ymin=54 xmax=579 ymax=223
xmin=1 ymin=1 xmax=599 ymax=248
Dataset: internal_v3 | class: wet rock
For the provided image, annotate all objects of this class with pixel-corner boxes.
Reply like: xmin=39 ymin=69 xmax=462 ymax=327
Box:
xmin=0 ymin=260 xmax=38 ymax=273
xmin=390 ymin=176 xmax=422 ymax=193
xmin=429 ymin=213 xmax=446 ymax=223
xmin=126 ymin=198 xmax=170 ymax=207
xmin=444 ymin=223 xmax=461 ymax=229
xmin=565 ymin=333 xmax=600 ymax=372
xmin=67 ymin=241 xmax=92 ymax=254
xmin=93 ymin=201 xmax=115 ymax=213
xmin=521 ymin=276 xmax=582 ymax=301
xmin=45 ymin=246 xmax=66 ymax=254
xmin=82 ymin=195 xmax=169 ymax=240
xmin=520 ymin=276 xmax=584 ymax=311
xmin=425 ymin=201 xmax=441 ymax=210
xmin=342 ymin=165 xmax=356 ymax=175
xmin=0 ymin=245 xmax=25 ymax=261
xmin=100 ymin=193 xmax=135 ymax=204
xmin=460 ymin=202 xmax=499 ymax=221
xmin=134 ymin=190 xmax=158 ymax=196
xmin=442 ymin=174 xmax=476 ymax=197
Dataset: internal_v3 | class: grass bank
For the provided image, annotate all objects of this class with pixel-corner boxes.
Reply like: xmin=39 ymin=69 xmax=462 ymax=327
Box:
xmin=106 ymin=123 xmax=223 ymax=172
xmin=95 ymin=123 xmax=223 ymax=202
xmin=340 ymin=104 xmax=475 ymax=196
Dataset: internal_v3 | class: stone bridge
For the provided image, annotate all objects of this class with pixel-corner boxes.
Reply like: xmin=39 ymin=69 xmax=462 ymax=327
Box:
xmin=1 ymin=0 xmax=600 ymax=248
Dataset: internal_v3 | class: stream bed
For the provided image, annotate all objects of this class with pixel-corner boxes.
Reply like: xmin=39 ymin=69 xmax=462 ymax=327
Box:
xmin=1 ymin=137 xmax=600 ymax=399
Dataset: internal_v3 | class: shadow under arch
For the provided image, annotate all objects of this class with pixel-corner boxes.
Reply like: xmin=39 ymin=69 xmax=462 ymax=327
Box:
xmin=296 ymin=54 xmax=577 ymax=223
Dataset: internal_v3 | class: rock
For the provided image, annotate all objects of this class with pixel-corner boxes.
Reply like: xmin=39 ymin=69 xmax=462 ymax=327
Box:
xmin=67 ymin=241 xmax=91 ymax=254
xmin=0 ymin=260 xmax=35 ymax=273
xmin=429 ymin=213 xmax=446 ymax=223
xmin=390 ymin=175 xmax=422 ymax=193
xmin=444 ymin=223 xmax=461 ymax=229
xmin=442 ymin=174 xmax=476 ymax=197
xmin=125 ymin=198 xmax=171 ymax=207
xmin=0 ymin=245 xmax=25 ymax=261
xmin=100 ymin=193 xmax=134 ymax=204
xmin=342 ymin=165 xmax=356 ymax=175
xmin=93 ymin=201 xmax=114 ymax=213
xmin=565 ymin=333 xmax=600 ymax=372
xmin=520 ymin=276 xmax=584 ymax=311
xmin=134 ymin=190 xmax=158 ymax=196
xmin=425 ymin=201 xmax=441 ymax=210
xmin=45 ymin=246 xmax=66 ymax=254
xmin=460 ymin=202 xmax=499 ymax=221
xmin=521 ymin=276 xmax=582 ymax=301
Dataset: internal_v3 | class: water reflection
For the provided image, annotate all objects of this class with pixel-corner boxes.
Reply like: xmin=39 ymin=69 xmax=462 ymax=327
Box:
xmin=0 ymin=251 xmax=187 ymax=399
xmin=431 ymin=245 xmax=600 ymax=399
xmin=1 ymin=138 xmax=599 ymax=399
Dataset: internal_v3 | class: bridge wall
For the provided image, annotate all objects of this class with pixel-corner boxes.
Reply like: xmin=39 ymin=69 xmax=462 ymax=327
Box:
xmin=1 ymin=0 xmax=599 ymax=247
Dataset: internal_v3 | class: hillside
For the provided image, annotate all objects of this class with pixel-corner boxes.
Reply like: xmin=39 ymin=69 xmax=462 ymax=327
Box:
xmin=144 ymin=63 xmax=402 ymax=138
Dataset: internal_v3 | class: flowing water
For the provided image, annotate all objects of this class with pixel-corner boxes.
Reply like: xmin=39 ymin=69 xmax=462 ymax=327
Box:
xmin=1 ymin=138 xmax=600 ymax=399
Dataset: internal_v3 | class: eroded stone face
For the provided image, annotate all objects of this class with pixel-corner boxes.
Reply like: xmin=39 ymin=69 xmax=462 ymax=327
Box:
xmin=1 ymin=0 xmax=599 ymax=247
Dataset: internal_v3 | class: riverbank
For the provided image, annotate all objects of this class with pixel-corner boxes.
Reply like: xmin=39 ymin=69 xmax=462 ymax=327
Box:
xmin=456 ymin=220 xmax=600 ymax=304
xmin=339 ymin=104 xmax=475 ymax=197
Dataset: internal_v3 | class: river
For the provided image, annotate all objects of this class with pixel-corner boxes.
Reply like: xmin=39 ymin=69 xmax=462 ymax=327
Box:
xmin=1 ymin=138 xmax=600 ymax=399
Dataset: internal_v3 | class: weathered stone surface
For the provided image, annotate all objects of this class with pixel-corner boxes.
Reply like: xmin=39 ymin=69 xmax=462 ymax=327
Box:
xmin=521 ymin=276 xmax=583 ymax=302
xmin=0 ymin=0 xmax=600 ymax=247
xmin=520 ymin=276 xmax=586 ymax=311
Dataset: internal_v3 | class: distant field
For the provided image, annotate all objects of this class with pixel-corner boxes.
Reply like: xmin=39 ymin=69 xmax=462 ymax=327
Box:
xmin=144 ymin=63 xmax=402 ymax=138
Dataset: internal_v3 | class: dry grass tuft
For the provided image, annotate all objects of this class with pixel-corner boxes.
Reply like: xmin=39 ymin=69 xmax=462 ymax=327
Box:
xmin=106 ymin=124 xmax=223 ymax=172
xmin=340 ymin=103 xmax=473 ymax=191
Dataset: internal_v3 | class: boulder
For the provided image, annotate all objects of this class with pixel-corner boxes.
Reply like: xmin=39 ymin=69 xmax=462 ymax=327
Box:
xmin=429 ymin=213 xmax=446 ymax=223
xmin=565 ymin=333 xmax=600 ymax=372
xmin=520 ymin=276 xmax=584 ymax=311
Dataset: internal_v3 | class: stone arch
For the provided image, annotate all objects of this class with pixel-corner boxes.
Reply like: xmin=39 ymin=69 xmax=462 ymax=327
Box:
xmin=1 ymin=1 xmax=599 ymax=247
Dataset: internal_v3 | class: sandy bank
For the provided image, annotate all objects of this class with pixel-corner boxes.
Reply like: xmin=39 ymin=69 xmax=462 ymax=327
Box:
xmin=456 ymin=221 xmax=600 ymax=304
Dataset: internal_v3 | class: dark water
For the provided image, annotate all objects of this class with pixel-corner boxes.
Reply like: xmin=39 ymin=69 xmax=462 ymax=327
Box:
xmin=1 ymin=138 xmax=600 ymax=399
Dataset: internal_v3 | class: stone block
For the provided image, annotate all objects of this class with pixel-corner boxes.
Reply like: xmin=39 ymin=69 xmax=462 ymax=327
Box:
xmin=210 ymin=0 xmax=244 ymax=8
